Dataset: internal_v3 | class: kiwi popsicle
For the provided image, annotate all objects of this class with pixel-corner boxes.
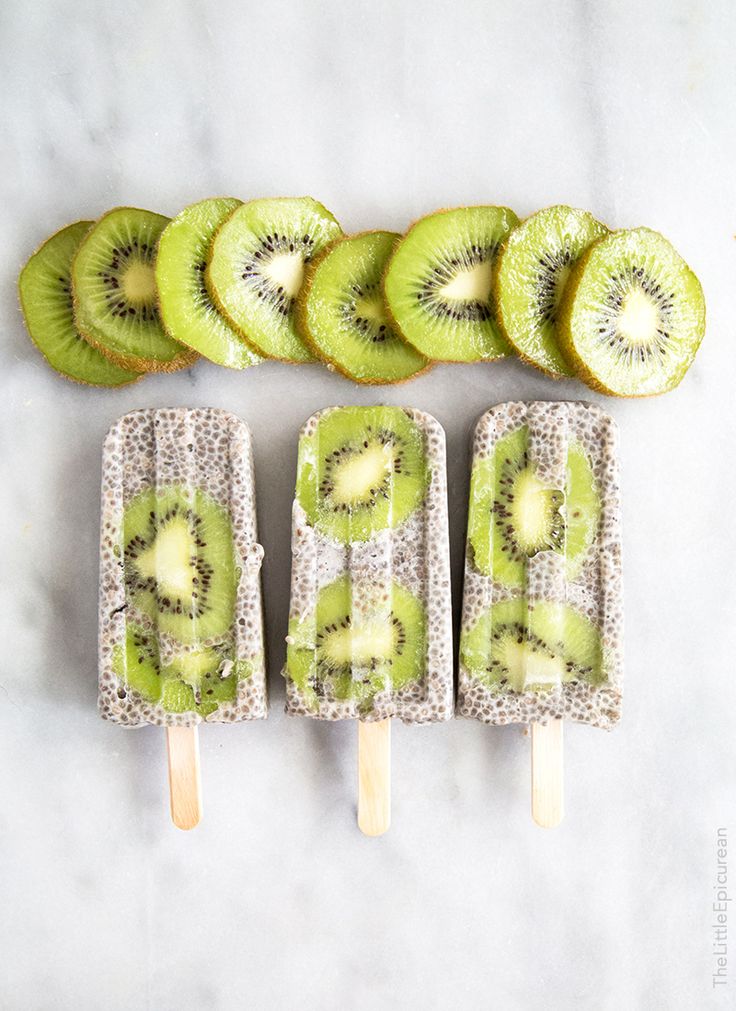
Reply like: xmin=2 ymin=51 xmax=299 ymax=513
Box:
xmin=98 ymin=407 xmax=267 ymax=728
xmin=458 ymin=401 xmax=623 ymax=729
xmin=283 ymin=405 xmax=453 ymax=726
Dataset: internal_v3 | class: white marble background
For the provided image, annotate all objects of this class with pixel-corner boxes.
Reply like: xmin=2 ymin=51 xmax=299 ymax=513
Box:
xmin=1 ymin=1 xmax=735 ymax=1008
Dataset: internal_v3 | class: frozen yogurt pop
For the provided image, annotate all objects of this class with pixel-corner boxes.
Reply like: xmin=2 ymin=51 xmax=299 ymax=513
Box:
xmin=98 ymin=408 xmax=267 ymax=826
xmin=458 ymin=401 xmax=623 ymax=825
xmin=283 ymin=405 xmax=453 ymax=833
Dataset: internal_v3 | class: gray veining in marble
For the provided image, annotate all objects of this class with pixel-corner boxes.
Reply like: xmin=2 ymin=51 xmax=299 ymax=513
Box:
xmin=1 ymin=1 xmax=735 ymax=1009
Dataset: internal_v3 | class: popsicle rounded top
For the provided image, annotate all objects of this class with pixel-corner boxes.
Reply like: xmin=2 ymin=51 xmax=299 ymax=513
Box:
xmin=458 ymin=400 xmax=623 ymax=729
xmin=283 ymin=404 xmax=454 ymax=724
xmin=98 ymin=407 xmax=267 ymax=727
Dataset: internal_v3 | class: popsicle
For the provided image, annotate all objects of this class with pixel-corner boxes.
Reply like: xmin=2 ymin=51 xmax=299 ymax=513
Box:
xmin=458 ymin=401 xmax=623 ymax=826
xmin=283 ymin=405 xmax=454 ymax=833
xmin=98 ymin=407 xmax=267 ymax=827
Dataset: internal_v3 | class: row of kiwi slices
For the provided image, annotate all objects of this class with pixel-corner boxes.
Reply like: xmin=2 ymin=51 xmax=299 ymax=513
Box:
xmin=18 ymin=199 xmax=705 ymax=397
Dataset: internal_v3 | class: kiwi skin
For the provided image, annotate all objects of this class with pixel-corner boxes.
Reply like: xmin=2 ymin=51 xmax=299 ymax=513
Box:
xmin=17 ymin=222 xmax=143 ymax=389
xmin=206 ymin=195 xmax=338 ymax=365
xmin=381 ymin=205 xmax=515 ymax=365
xmin=492 ymin=205 xmax=610 ymax=381
xmin=557 ymin=228 xmax=706 ymax=398
xmin=296 ymin=230 xmax=434 ymax=386
xmin=72 ymin=206 xmax=200 ymax=374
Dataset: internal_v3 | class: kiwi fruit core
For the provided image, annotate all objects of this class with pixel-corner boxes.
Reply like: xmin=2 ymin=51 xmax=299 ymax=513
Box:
xmin=559 ymin=226 xmax=706 ymax=396
xmin=461 ymin=598 xmax=603 ymax=693
xmin=18 ymin=221 xmax=141 ymax=387
xmin=286 ymin=575 xmax=426 ymax=712
xmin=468 ymin=426 xmax=599 ymax=586
xmin=383 ymin=205 xmax=519 ymax=361
xmin=123 ymin=485 xmax=237 ymax=643
xmin=494 ymin=205 xmax=608 ymax=377
xmin=296 ymin=406 xmax=429 ymax=542
xmin=207 ymin=196 xmax=343 ymax=362
xmin=72 ymin=206 xmax=196 ymax=371
xmin=299 ymin=230 xmax=427 ymax=383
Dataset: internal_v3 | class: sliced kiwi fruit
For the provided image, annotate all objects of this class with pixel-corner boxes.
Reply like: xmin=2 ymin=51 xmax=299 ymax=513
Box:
xmin=383 ymin=205 xmax=519 ymax=362
xmin=155 ymin=198 xmax=262 ymax=369
xmin=207 ymin=196 xmax=343 ymax=362
xmin=494 ymin=205 xmax=608 ymax=377
xmin=72 ymin=206 xmax=198 ymax=372
xmin=460 ymin=598 xmax=604 ymax=693
xmin=296 ymin=405 xmax=429 ymax=542
xmin=113 ymin=624 xmax=246 ymax=716
xmin=468 ymin=426 xmax=599 ymax=586
xmin=18 ymin=222 xmax=142 ymax=387
xmin=559 ymin=227 xmax=706 ymax=396
xmin=298 ymin=231 xmax=428 ymax=384
xmin=123 ymin=484 xmax=237 ymax=644
xmin=286 ymin=575 xmax=426 ymax=712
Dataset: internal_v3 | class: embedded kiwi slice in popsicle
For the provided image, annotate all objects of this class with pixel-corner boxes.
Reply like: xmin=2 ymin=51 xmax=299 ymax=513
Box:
xmin=155 ymin=197 xmax=262 ymax=369
xmin=72 ymin=206 xmax=198 ymax=372
xmin=286 ymin=575 xmax=427 ymax=712
xmin=18 ymin=221 xmax=142 ymax=387
xmin=468 ymin=426 xmax=599 ymax=586
xmin=382 ymin=205 xmax=519 ymax=362
xmin=493 ymin=205 xmax=608 ymax=377
xmin=559 ymin=227 xmax=706 ymax=396
xmin=207 ymin=196 xmax=343 ymax=362
xmin=460 ymin=598 xmax=604 ymax=693
xmin=122 ymin=485 xmax=237 ymax=643
xmin=298 ymin=230 xmax=428 ymax=384
xmin=295 ymin=405 xmax=429 ymax=542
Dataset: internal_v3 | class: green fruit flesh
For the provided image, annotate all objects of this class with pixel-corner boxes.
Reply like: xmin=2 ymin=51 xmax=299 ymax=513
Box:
xmin=123 ymin=485 xmax=237 ymax=644
xmin=286 ymin=575 xmax=426 ymax=712
xmin=207 ymin=196 xmax=343 ymax=362
xmin=295 ymin=406 xmax=429 ymax=543
xmin=460 ymin=598 xmax=604 ymax=693
xmin=494 ymin=205 xmax=608 ymax=377
xmin=301 ymin=231 xmax=427 ymax=383
xmin=560 ymin=227 xmax=705 ymax=396
xmin=155 ymin=198 xmax=262 ymax=370
xmin=468 ymin=426 xmax=599 ymax=586
xmin=72 ymin=207 xmax=194 ymax=369
xmin=113 ymin=624 xmax=250 ymax=716
xmin=383 ymin=205 xmax=519 ymax=361
xmin=18 ymin=222 xmax=141 ymax=387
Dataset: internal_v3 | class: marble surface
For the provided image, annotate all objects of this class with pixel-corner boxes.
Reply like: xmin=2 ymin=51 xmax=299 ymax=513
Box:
xmin=1 ymin=1 xmax=735 ymax=1008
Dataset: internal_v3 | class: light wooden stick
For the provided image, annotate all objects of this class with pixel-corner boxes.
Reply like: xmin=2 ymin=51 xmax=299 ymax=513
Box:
xmin=166 ymin=726 xmax=202 ymax=830
xmin=531 ymin=719 xmax=564 ymax=828
xmin=358 ymin=719 xmax=391 ymax=836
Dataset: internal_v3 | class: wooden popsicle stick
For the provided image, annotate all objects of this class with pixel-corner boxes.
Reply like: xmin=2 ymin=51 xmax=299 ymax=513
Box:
xmin=531 ymin=719 xmax=564 ymax=828
xmin=358 ymin=718 xmax=391 ymax=836
xmin=166 ymin=726 xmax=202 ymax=830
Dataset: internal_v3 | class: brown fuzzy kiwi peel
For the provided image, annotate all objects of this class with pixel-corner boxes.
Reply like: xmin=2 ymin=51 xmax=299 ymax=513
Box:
xmin=297 ymin=230 xmax=433 ymax=385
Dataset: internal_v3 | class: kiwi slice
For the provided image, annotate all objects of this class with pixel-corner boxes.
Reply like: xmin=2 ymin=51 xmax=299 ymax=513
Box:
xmin=113 ymin=624 xmax=246 ymax=716
xmin=494 ymin=206 xmax=608 ymax=377
xmin=123 ymin=484 xmax=236 ymax=644
xmin=298 ymin=231 xmax=428 ymax=384
xmin=18 ymin=222 xmax=141 ymax=387
xmin=207 ymin=196 xmax=343 ymax=362
xmin=559 ymin=227 xmax=706 ymax=396
xmin=468 ymin=426 xmax=599 ymax=586
xmin=286 ymin=575 xmax=426 ymax=712
xmin=460 ymin=598 xmax=603 ymax=693
xmin=296 ymin=406 xmax=429 ymax=543
xmin=72 ymin=206 xmax=198 ymax=372
xmin=382 ymin=205 xmax=519 ymax=362
xmin=155 ymin=198 xmax=262 ymax=369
